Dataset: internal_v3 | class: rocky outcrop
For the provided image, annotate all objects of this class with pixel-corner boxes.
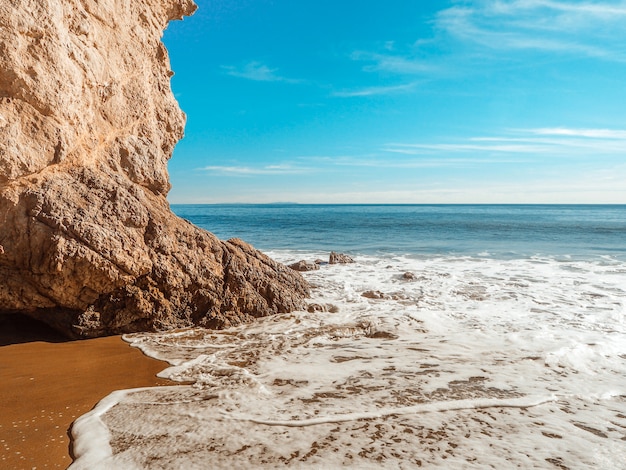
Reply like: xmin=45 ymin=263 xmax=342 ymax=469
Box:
xmin=288 ymin=260 xmax=320 ymax=272
xmin=329 ymin=252 xmax=354 ymax=264
xmin=0 ymin=0 xmax=308 ymax=338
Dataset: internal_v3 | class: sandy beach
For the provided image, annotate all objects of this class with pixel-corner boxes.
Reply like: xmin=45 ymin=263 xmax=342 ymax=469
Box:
xmin=0 ymin=315 xmax=174 ymax=469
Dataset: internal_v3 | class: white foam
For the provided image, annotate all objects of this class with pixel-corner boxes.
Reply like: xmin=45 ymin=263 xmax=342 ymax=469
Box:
xmin=70 ymin=253 xmax=626 ymax=468
xmin=70 ymin=387 xmax=166 ymax=470
xmin=226 ymin=395 xmax=557 ymax=427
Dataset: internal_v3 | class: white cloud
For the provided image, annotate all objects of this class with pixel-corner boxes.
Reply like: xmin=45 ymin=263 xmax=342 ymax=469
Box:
xmin=491 ymin=0 xmax=626 ymax=20
xmin=221 ymin=61 xmax=301 ymax=83
xmin=350 ymin=51 xmax=435 ymax=75
xmin=384 ymin=143 xmax=550 ymax=154
xmin=436 ymin=0 xmax=626 ymax=60
xmin=528 ymin=127 xmax=626 ymax=139
xmin=193 ymin=179 xmax=626 ymax=204
xmin=297 ymin=153 xmax=526 ymax=168
xmin=345 ymin=1 xmax=626 ymax=88
xmin=199 ymin=164 xmax=312 ymax=175
xmin=385 ymin=127 xmax=626 ymax=159
xmin=332 ymin=82 xmax=419 ymax=97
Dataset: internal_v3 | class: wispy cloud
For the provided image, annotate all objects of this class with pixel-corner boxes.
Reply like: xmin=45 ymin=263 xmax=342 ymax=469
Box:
xmin=383 ymin=143 xmax=550 ymax=154
xmin=385 ymin=127 xmax=626 ymax=158
xmin=221 ymin=61 xmax=301 ymax=83
xmin=486 ymin=0 xmax=626 ymax=22
xmin=332 ymin=81 xmax=419 ymax=97
xmin=296 ymin=154 xmax=526 ymax=168
xmin=350 ymin=51 xmax=435 ymax=75
xmin=528 ymin=127 xmax=626 ymax=139
xmin=345 ymin=0 xmax=626 ymax=87
xmin=199 ymin=164 xmax=312 ymax=176
xmin=197 ymin=127 xmax=626 ymax=177
xmin=436 ymin=0 xmax=626 ymax=60
xmin=342 ymin=0 xmax=626 ymax=97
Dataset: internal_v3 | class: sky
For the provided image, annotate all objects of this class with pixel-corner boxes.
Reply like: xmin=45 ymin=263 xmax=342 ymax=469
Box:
xmin=162 ymin=0 xmax=626 ymax=204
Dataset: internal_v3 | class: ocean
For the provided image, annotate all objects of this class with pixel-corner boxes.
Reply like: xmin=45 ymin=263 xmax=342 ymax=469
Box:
xmin=71 ymin=205 xmax=626 ymax=469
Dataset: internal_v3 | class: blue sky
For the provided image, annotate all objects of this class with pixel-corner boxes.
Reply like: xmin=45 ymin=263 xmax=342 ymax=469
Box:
xmin=163 ymin=0 xmax=626 ymax=204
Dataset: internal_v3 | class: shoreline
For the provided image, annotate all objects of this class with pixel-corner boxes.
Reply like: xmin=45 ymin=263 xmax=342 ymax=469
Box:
xmin=0 ymin=315 xmax=174 ymax=469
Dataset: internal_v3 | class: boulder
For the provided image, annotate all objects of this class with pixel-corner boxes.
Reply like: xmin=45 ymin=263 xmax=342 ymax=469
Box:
xmin=329 ymin=252 xmax=354 ymax=264
xmin=0 ymin=0 xmax=308 ymax=338
xmin=306 ymin=303 xmax=340 ymax=313
xmin=288 ymin=260 xmax=320 ymax=272
xmin=362 ymin=290 xmax=388 ymax=300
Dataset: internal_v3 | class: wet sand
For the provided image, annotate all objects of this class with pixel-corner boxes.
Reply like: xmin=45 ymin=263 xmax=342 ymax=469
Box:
xmin=0 ymin=315 xmax=174 ymax=469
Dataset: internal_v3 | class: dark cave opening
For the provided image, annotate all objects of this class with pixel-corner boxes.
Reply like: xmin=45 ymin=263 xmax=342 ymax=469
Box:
xmin=0 ymin=312 xmax=70 ymax=346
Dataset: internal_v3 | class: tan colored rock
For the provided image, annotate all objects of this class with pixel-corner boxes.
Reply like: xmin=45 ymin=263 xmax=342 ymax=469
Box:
xmin=329 ymin=251 xmax=355 ymax=264
xmin=288 ymin=260 xmax=320 ymax=272
xmin=362 ymin=290 xmax=388 ymax=300
xmin=0 ymin=0 xmax=308 ymax=338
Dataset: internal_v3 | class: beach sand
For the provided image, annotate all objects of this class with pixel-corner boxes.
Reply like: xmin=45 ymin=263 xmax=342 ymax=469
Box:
xmin=0 ymin=315 xmax=174 ymax=469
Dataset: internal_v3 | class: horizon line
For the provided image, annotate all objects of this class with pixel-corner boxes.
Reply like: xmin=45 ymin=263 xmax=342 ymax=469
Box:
xmin=169 ymin=202 xmax=626 ymax=206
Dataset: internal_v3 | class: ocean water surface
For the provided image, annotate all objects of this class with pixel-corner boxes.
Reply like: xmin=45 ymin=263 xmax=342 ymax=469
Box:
xmin=71 ymin=205 xmax=626 ymax=469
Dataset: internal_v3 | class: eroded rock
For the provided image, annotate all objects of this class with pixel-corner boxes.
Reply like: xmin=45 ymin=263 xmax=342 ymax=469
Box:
xmin=306 ymin=303 xmax=340 ymax=313
xmin=0 ymin=0 xmax=308 ymax=338
xmin=362 ymin=290 xmax=388 ymax=300
xmin=329 ymin=252 xmax=354 ymax=264
xmin=288 ymin=260 xmax=320 ymax=272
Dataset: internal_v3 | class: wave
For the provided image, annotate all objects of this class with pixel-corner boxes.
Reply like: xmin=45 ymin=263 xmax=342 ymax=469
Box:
xmin=69 ymin=251 xmax=626 ymax=468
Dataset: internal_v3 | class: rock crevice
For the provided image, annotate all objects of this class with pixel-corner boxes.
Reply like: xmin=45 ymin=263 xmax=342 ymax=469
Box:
xmin=0 ymin=0 xmax=308 ymax=338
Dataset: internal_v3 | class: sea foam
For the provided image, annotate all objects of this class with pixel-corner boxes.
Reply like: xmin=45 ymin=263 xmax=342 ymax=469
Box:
xmin=70 ymin=253 xmax=626 ymax=469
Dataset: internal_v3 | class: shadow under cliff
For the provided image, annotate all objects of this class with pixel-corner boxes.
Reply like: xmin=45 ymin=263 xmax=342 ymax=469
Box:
xmin=0 ymin=313 xmax=70 ymax=346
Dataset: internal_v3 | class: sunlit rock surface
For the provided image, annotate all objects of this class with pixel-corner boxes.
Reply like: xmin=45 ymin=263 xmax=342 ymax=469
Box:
xmin=0 ymin=0 xmax=308 ymax=338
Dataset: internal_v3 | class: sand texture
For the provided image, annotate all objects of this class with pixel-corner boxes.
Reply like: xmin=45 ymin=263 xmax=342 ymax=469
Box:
xmin=0 ymin=315 xmax=173 ymax=469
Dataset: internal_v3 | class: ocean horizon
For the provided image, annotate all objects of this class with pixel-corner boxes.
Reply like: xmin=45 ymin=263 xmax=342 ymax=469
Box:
xmin=172 ymin=203 xmax=626 ymax=260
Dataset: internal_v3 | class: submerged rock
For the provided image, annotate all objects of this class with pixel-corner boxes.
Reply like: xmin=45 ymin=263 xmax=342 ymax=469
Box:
xmin=362 ymin=290 xmax=388 ymax=300
xmin=306 ymin=303 xmax=340 ymax=313
xmin=0 ymin=0 xmax=308 ymax=338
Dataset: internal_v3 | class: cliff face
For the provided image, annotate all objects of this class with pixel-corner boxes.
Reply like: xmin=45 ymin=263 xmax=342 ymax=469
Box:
xmin=0 ymin=0 xmax=308 ymax=338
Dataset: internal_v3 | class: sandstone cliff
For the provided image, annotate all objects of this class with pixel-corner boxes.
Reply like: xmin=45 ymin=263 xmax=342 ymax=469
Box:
xmin=0 ymin=0 xmax=308 ymax=338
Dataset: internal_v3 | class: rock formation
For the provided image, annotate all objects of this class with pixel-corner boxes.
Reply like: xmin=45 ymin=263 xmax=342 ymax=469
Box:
xmin=288 ymin=260 xmax=320 ymax=272
xmin=0 ymin=0 xmax=308 ymax=338
xmin=329 ymin=252 xmax=354 ymax=264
